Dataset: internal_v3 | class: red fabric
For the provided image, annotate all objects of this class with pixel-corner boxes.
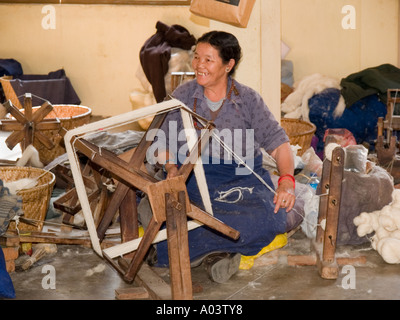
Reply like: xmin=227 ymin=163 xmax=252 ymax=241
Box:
xmin=323 ymin=128 xmax=357 ymax=147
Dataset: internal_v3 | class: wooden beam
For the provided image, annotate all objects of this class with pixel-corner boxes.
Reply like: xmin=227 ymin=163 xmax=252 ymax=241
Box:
xmin=315 ymin=147 xmax=345 ymax=280
xmin=165 ymin=191 xmax=192 ymax=300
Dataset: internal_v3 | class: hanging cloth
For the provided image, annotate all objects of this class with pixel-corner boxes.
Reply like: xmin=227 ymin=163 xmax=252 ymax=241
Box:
xmin=139 ymin=21 xmax=196 ymax=103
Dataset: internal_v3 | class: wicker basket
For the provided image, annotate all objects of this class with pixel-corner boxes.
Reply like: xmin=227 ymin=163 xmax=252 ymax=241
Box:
xmin=22 ymin=105 xmax=91 ymax=164
xmin=281 ymin=118 xmax=316 ymax=156
xmin=1 ymin=166 xmax=55 ymax=232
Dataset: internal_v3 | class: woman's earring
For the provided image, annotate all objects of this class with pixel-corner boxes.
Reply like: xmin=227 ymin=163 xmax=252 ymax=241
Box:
xmin=226 ymin=67 xmax=230 ymax=73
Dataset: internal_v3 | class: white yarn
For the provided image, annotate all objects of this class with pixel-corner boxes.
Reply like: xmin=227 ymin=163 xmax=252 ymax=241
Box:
xmin=4 ymin=177 xmax=38 ymax=194
xmin=379 ymin=215 xmax=398 ymax=232
xmin=354 ymin=189 xmax=400 ymax=264
xmin=376 ymin=238 xmax=400 ymax=264
xmin=324 ymin=143 xmax=342 ymax=161
xmin=16 ymin=145 xmax=44 ymax=168
xmin=391 ymin=191 xmax=400 ymax=209
xmin=353 ymin=212 xmax=375 ymax=236
xmin=375 ymin=227 xmax=391 ymax=240
xmin=215 ymin=186 xmax=254 ymax=204
xmin=320 ymin=218 xmax=326 ymax=231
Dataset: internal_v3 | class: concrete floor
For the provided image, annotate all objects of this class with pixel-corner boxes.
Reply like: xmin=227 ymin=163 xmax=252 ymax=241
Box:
xmin=7 ymin=229 xmax=400 ymax=301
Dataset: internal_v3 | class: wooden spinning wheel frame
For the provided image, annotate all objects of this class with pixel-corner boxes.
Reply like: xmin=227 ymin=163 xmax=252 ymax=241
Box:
xmin=63 ymin=99 xmax=240 ymax=299
xmin=0 ymin=93 xmax=61 ymax=151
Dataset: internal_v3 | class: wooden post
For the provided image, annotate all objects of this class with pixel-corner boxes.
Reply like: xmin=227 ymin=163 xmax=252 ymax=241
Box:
xmin=165 ymin=191 xmax=193 ymax=300
xmin=63 ymin=101 xmax=241 ymax=300
xmin=120 ymin=188 xmax=139 ymax=243
xmin=316 ymin=154 xmax=331 ymax=243
xmin=314 ymin=147 xmax=344 ymax=279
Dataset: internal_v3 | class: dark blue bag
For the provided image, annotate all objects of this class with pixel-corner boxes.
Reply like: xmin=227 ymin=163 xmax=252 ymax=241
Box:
xmin=0 ymin=247 xmax=16 ymax=299
xmin=0 ymin=59 xmax=23 ymax=77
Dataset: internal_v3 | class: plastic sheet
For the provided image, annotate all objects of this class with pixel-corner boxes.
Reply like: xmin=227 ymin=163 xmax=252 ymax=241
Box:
xmin=344 ymin=144 xmax=368 ymax=173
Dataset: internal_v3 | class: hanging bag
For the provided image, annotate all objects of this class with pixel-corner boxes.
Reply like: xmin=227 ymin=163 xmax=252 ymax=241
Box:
xmin=189 ymin=0 xmax=256 ymax=28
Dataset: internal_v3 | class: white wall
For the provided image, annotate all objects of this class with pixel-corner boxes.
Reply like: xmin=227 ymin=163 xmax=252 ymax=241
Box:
xmin=0 ymin=2 xmax=269 ymax=117
xmin=1 ymin=0 xmax=399 ymax=120
xmin=281 ymin=0 xmax=399 ymax=83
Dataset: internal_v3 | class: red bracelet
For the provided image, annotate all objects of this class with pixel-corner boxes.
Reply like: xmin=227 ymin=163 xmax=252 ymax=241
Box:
xmin=278 ymin=174 xmax=295 ymax=189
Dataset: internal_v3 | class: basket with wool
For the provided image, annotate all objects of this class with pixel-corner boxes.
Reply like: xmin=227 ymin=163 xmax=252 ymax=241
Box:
xmin=280 ymin=118 xmax=316 ymax=156
xmin=0 ymin=166 xmax=55 ymax=232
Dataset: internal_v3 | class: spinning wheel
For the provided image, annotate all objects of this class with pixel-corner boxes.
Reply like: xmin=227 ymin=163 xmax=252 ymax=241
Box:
xmin=0 ymin=93 xmax=60 ymax=151
xmin=64 ymin=99 xmax=240 ymax=299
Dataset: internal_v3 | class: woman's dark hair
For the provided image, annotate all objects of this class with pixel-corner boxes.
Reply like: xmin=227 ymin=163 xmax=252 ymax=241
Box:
xmin=196 ymin=31 xmax=242 ymax=76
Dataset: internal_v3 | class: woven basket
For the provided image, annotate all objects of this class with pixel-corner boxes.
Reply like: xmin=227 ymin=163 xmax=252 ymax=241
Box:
xmin=0 ymin=166 xmax=55 ymax=232
xmin=22 ymin=105 xmax=91 ymax=164
xmin=281 ymin=118 xmax=316 ymax=156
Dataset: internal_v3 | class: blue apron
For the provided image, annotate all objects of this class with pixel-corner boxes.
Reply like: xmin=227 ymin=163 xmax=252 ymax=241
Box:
xmin=155 ymin=154 xmax=286 ymax=266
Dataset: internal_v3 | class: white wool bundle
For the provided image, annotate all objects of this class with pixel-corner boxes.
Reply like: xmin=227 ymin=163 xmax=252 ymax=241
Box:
xmin=370 ymin=235 xmax=379 ymax=250
xmin=281 ymin=73 xmax=346 ymax=121
xmin=324 ymin=143 xmax=341 ymax=162
xmin=354 ymin=211 xmax=378 ymax=236
xmin=16 ymin=144 xmax=43 ymax=168
xmin=375 ymin=227 xmax=391 ymax=239
xmin=379 ymin=215 xmax=398 ymax=232
xmin=3 ymin=177 xmax=38 ymax=194
xmin=376 ymin=238 xmax=400 ymax=264
xmin=353 ymin=189 xmax=400 ymax=264
xmin=379 ymin=204 xmax=400 ymax=230
xmin=390 ymin=229 xmax=400 ymax=240
xmin=391 ymin=188 xmax=400 ymax=205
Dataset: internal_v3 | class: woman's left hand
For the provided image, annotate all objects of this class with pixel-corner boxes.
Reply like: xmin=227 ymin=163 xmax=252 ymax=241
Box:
xmin=273 ymin=179 xmax=296 ymax=213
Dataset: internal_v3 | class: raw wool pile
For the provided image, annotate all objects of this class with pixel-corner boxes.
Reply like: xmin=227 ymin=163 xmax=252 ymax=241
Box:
xmin=15 ymin=145 xmax=43 ymax=168
xmin=3 ymin=178 xmax=38 ymax=195
xmin=354 ymin=189 xmax=400 ymax=264
xmin=1 ymin=145 xmax=43 ymax=194
xmin=281 ymin=73 xmax=346 ymax=121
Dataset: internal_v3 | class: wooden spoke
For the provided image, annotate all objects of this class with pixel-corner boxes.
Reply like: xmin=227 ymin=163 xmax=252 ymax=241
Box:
xmin=0 ymin=94 xmax=61 ymax=151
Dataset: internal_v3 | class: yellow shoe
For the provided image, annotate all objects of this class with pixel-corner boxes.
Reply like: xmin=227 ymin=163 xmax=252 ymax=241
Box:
xmin=239 ymin=234 xmax=287 ymax=270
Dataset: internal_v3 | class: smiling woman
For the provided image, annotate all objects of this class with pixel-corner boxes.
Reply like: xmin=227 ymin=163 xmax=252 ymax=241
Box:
xmin=147 ymin=30 xmax=299 ymax=284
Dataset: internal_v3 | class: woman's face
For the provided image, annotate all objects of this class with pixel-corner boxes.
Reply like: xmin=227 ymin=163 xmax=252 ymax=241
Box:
xmin=192 ymin=42 xmax=233 ymax=89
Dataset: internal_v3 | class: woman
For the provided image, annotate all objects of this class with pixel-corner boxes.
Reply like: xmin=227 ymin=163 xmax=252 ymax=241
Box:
xmin=150 ymin=31 xmax=296 ymax=283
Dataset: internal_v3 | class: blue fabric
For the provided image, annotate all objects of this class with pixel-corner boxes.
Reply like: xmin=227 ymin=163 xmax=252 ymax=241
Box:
xmin=155 ymin=155 xmax=287 ymax=267
xmin=0 ymin=248 xmax=15 ymax=299
xmin=308 ymin=88 xmax=387 ymax=153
